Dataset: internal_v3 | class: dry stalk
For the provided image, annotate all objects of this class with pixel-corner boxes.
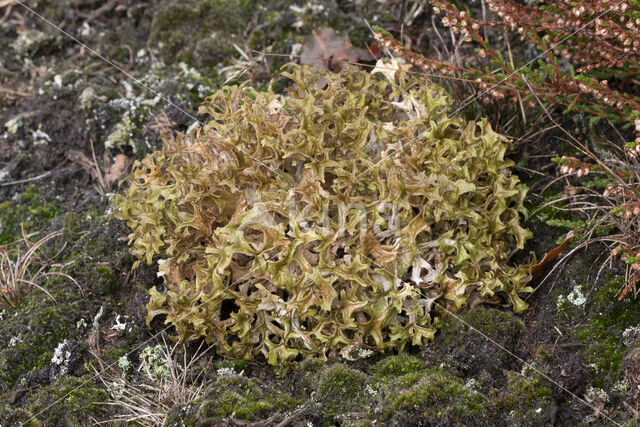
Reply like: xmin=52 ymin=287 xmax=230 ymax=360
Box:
xmin=0 ymin=228 xmax=74 ymax=309
xmin=92 ymin=337 xmax=213 ymax=426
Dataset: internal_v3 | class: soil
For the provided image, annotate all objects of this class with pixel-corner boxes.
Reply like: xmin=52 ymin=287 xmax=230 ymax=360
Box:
xmin=0 ymin=1 xmax=639 ymax=426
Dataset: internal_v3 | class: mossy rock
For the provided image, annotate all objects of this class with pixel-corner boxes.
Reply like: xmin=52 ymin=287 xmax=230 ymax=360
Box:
xmin=164 ymin=375 xmax=300 ymax=426
xmin=0 ymin=275 xmax=92 ymax=392
xmin=495 ymin=370 xmax=554 ymax=425
xmin=578 ymin=277 xmax=640 ymax=387
xmin=0 ymin=375 xmax=112 ymax=426
xmin=383 ymin=369 xmax=491 ymax=426
xmin=421 ymin=306 xmax=524 ymax=380
xmin=314 ymin=364 xmax=376 ymax=422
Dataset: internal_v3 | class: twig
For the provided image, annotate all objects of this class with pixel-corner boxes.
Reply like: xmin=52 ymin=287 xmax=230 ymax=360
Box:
xmin=505 ymin=35 xmax=526 ymax=125
xmin=521 ymin=76 xmax=624 ymax=188
xmin=0 ymin=0 xmax=17 ymax=8
xmin=0 ymin=86 xmax=30 ymax=96
xmin=0 ymin=170 xmax=52 ymax=187
xmin=275 ymin=405 xmax=312 ymax=427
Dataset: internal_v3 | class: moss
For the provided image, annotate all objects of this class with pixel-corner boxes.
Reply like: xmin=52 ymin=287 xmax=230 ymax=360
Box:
xmin=315 ymin=364 xmax=375 ymax=421
xmin=384 ymin=369 xmax=491 ymax=426
xmin=293 ymin=357 xmax=325 ymax=398
xmin=63 ymin=216 xmax=138 ymax=298
xmin=0 ymin=274 xmax=92 ymax=392
xmin=574 ymin=277 xmax=640 ymax=388
xmin=18 ymin=375 xmax=111 ymax=426
xmin=0 ymin=214 xmax=138 ymax=392
xmin=149 ymin=0 xmax=255 ymax=68
xmin=165 ymin=375 xmax=300 ymax=426
xmin=389 ymin=371 xmax=430 ymax=390
xmin=370 ymin=353 xmax=426 ymax=380
xmin=0 ymin=186 xmax=58 ymax=245
xmin=495 ymin=371 xmax=553 ymax=425
xmin=93 ymin=265 xmax=119 ymax=296
xmin=0 ymin=404 xmax=30 ymax=427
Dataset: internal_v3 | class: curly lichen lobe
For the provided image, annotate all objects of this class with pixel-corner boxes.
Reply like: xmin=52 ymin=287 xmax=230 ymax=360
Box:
xmin=115 ymin=63 xmax=532 ymax=364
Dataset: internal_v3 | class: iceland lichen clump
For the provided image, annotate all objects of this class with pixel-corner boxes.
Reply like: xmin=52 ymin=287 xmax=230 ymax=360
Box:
xmin=115 ymin=63 xmax=532 ymax=364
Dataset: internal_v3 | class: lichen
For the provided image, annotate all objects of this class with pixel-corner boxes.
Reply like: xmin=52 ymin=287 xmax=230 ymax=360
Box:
xmin=10 ymin=29 xmax=52 ymax=57
xmin=103 ymin=95 xmax=162 ymax=154
xmin=4 ymin=116 xmax=23 ymax=134
xmin=115 ymin=63 xmax=532 ymax=363
xmin=139 ymin=344 xmax=171 ymax=379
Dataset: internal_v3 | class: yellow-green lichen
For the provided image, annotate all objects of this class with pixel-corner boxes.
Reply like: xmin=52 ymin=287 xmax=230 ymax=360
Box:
xmin=115 ymin=63 xmax=532 ymax=363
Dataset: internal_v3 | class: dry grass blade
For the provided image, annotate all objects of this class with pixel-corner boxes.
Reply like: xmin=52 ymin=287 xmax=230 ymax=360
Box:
xmin=220 ymin=43 xmax=267 ymax=84
xmin=0 ymin=229 xmax=62 ymax=309
xmin=92 ymin=337 xmax=213 ymax=426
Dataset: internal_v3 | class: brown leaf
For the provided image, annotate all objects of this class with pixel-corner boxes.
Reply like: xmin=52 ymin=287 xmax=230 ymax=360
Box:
xmin=105 ymin=153 xmax=128 ymax=186
xmin=529 ymin=230 xmax=574 ymax=277
xmin=300 ymin=28 xmax=378 ymax=72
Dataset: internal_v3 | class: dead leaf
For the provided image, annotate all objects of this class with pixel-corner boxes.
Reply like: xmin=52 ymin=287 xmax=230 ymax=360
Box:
xmin=105 ymin=153 xmax=127 ymax=186
xmin=300 ymin=28 xmax=379 ymax=72
xmin=67 ymin=145 xmax=130 ymax=194
xmin=529 ymin=230 xmax=575 ymax=277
xmin=372 ymin=58 xmax=412 ymax=84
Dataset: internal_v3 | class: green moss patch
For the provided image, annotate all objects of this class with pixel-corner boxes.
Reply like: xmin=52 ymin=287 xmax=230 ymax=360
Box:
xmin=165 ymin=375 xmax=300 ymax=425
xmin=574 ymin=277 xmax=640 ymax=388
xmin=13 ymin=375 xmax=111 ymax=426
xmin=369 ymin=353 xmax=426 ymax=380
xmin=384 ymin=369 xmax=490 ymax=426
xmin=149 ymin=0 xmax=255 ymax=68
xmin=0 ymin=275 xmax=91 ymax=392
xmin=495 ymin=370 xmax=553 ymax=425
xmin=316 ymin=364 xmax=376 ymax=420
xmin=0 ymin=186 xmax=58 ymax=245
